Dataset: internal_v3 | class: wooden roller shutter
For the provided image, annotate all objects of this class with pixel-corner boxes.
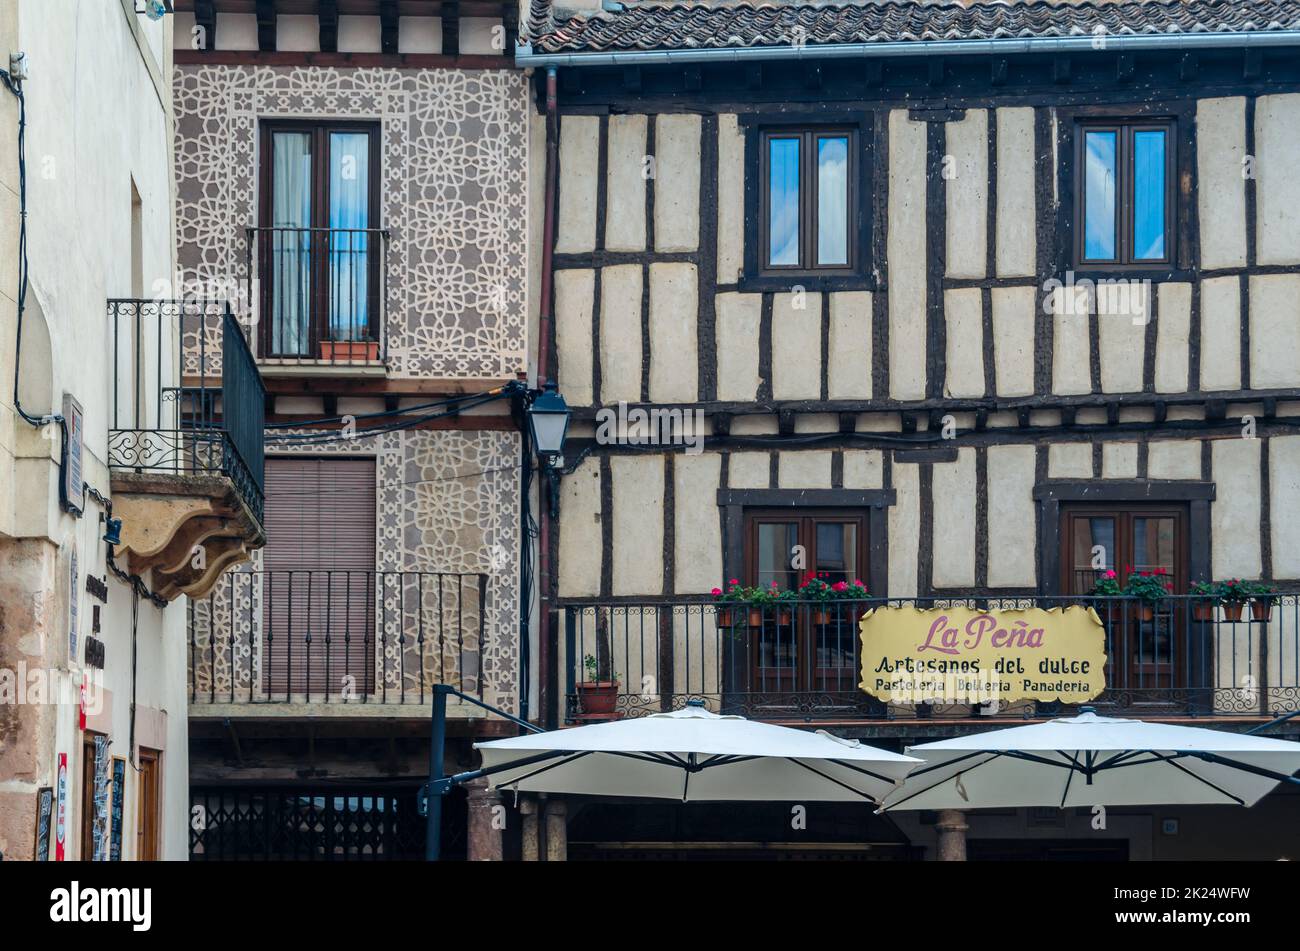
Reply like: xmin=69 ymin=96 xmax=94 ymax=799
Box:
xmin=262 ymin=458 xmax=377 ymax=698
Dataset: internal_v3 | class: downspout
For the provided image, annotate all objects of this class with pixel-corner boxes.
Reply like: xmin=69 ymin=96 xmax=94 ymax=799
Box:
xmin=536 ymin=65 xmax=559 ymax=729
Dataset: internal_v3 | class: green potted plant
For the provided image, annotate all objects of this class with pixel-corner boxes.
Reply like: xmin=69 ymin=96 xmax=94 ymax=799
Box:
xmin=577 ymin=652 xmax=620 ymax=719
xmin=1220 ymin=578 xmax=1251 ymax=622
xmin=1249 ymin=581 xmax=1279 ymax=622
xmin=798 ymin=575 xmax=836 ymax=624
xmin=833 ymin=579 xmax=871 ymax=624
xmin=712 ymin=580 xmax=748 ymax=628
xmin=1123 ymin=569 xmax=1172 ymax=622
xmin=1189 ymin=581 xmax=1223 ymax=622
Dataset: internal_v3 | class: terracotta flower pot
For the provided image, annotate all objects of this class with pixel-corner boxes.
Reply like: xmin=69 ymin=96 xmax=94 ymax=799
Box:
xmin=576 ymin=681 xmax=620 ymax=718
xmin=716 ymin=607 xmax=735 ymax=627
xmin=1223 ymin=602 xmax=1245 ymax=622
xmin=747 ymin=608 xmax=764 ymax=628
xmin=1251 ymin=600 xmax=1274 ymax=622
xmin=1192 ymin=601 xmax=1216 ymax=622
xmin=812 ymin=608 xmax=832 ymax=625
xmin=1137 ymin=603 xmax=1156 ymax=622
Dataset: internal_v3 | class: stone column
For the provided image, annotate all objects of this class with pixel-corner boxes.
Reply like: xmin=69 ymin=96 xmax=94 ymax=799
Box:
xmin=519 ymin=796 xmax=541 ymax=861
xmin=544 ymin=798 xmax=568 ymax=862
xmin=465 ymin=777 xmax=503 ymax=861
xmin=935 ymin=809 xmax=969 ymax=861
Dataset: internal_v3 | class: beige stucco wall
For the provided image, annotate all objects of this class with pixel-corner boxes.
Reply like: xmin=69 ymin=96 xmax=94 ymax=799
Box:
xmin=0 ymin=0 xmax=188 ymax=861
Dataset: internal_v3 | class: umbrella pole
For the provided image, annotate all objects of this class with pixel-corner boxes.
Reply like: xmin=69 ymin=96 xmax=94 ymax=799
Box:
xmin=424 ymin=686 xmax=448 ymax=861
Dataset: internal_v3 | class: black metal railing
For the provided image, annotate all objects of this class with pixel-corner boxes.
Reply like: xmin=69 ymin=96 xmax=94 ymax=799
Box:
xmin=563 ymin=595 xmax=1300 ymax=722
xmin=190 ymin=785 xmax=436 ymax=861
xmin=188 ymin=570 xmax=490 ymax=706
xmin=246 ymin=226 xmax=390 ymax=365
xmin=107 ymin=299 xmax=265 ymax=523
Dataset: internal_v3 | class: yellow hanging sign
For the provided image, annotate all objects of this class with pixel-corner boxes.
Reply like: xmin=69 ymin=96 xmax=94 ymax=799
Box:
xmin=859 ymin=605 xmax=1107 ymax=705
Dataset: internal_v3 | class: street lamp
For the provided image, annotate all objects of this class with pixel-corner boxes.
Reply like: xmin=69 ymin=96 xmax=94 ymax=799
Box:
xmin=527 ymin=380 xmax=571 ymax=463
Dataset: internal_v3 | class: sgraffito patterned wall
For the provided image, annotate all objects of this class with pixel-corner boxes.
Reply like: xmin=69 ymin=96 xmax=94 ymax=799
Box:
xmin=173 ymin=65 xmax=529 ymax=379
xmin=189 ymin=428 xmax=522 ymax=714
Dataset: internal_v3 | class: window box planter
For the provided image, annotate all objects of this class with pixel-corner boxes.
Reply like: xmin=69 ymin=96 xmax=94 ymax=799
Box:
xmin=320 ymin=340 xmax=380 ymax=362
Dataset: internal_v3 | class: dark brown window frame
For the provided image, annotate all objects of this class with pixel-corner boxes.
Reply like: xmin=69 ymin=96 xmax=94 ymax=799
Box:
xmin=1071 ymin=117 xmax=1177 ymax=270
xmin=257 ymin=119 xmax=383 ymax=357
xmin=757 ymin=127 xmax=859 ymax=276
xmin=740 ymin=113 xmax=875 ymax=292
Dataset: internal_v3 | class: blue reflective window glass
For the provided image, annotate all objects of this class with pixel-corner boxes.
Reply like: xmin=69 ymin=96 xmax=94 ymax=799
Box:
xmin=1084 ymin=130 xmax=1117 ymax=260
xmin=1132 ymin=129 xmax=1167 ymax=260
xmin=816 ymin=136 xmax=849 ymax=266
xmin=768 ymin=137 xmax=800 ymax=266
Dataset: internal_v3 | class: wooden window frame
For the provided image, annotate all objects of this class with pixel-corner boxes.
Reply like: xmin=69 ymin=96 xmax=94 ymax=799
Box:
xmin=257 ymin=119 xmax=383 ymax=357
xmin=740 ymin=113 xmax=875 ymax=292
xmin=1072 ymin=118 xmax=1176 ymax=270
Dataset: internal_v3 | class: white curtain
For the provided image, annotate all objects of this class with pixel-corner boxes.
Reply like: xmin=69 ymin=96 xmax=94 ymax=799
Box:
xmin=328 ymin=132 xmax=370 ymax=342
xmin=271 ymin=132 xmax=312 ymax=356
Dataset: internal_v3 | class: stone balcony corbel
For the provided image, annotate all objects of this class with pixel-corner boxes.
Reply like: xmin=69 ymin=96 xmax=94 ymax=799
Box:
xmin=108 ymin=470 xmax=265 ymax=601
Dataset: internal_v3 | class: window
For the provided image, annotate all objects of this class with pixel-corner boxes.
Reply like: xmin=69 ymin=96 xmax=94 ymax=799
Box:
xmin=759 ymin=127 xmax=857 ymax=275
xmin=261 ymin=458 xmax=378 ymax=697
xmin=1061 ymin=504 xmax=1188 ymax=690
xmin=1074 ymin=120 xmax=1174 ymax=267
xmin=743 ymin=510 xmax=868 ymax=695
xmin=258 ymin=121 xmax=380 ymax=358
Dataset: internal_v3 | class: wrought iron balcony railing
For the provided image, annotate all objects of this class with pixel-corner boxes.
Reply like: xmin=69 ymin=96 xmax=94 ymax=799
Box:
xmin=108 ymin=298 xmax=266 ymax=524
xmin=246 ymin=226 xmax=390 ymax=366
xmin=562 ymin=595 xmax=1300 ymax=723
xmin=188 ymin=570 xmax=490 ymax=707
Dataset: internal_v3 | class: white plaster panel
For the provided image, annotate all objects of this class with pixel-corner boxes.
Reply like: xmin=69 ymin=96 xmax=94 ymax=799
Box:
xmin=558 ymin=457 xmax=601 ymax=597
xmin=944 ymin=288 xmax=985 ymax=397
xmin=600 ymin=265 xmax=643 ymax=403
xmin=1097 ymin=281 xmax=1147 ymax=393
xmin=986 ymin=445 xmax=1037 ymax=588
xmin=648 ymin=263 xmax=699 ymax=402
xmin=1211 ymin=438 xmax=1262 ymax=580
xmin=932 ymin=448 xmax=977 ymax=588
xmin=555 ymin=269 xmax=594 ymax=405
xmin=828 ymin=292 xmax=872 ymax=400
xmin=717 ymin=114 xmax=745 ymax=284
xmin=1249 ymin=274 xmax=1300 ymax=389
xmin=605 ymin=114 xmax=648 ymax=252
xmin=276 ymin=15 xmax=320 ymax=52
xmin=675 ymin=454 xmax=723 ymax=594
xmin=727 ymin=452 xmax=770 ymax=489
xmin=215 ymin=13 xmax=258 ymax=50
xmin=1256 ymin=94 xmax=1300 ymax=266
xmin=460 ymin=18 xmax=504 ymax=55
xmin=1200 ymin=276 xmax=1242 ymax=391
xmin=843 ymin=451 xmax=884 ymax=489
xmin=888 ymin=110 xmax=928 ymax=401
xmin=1102 ymin=442 xmax=1139 ymax=478
xmin=1196 ymin=97 xmax=1247 ymax=269
xmin=991 ymin=285 xmax=1035 ymax=397
xmin=1155 ymin=282 xmax=1191 ymax=394
xmin=654 ymin=114 xmax=701 ymax=252
xmin=1269 ymin=436 xmax=1300 ymax=578
xmin=888 ymin=462 xmax=920 ymax=598
xmin=715 ymin=292 xmax=762 ymax=402
xmin=338 ymin=16 xmax=382 ymax=52
xmin=1049 ymin=443 xmax=1092 ymax=478
xmin=995 ymin=107 xmax=1036 ymax=278
xmin=945 ymin=109 xmax=988 ymax=279
xmin=778 ymin=451 xmax=833 ymax=489
xmin=1148 ymin=440 xmax=1202 ymax=481
xmin=1050 ymin=284 xmax=1091 ymax=395
xmin=398 ymin=16 xmax=442 ymax=54
xmin=611 ymin=456 xmax=665 ymax=595
xmin=557 ymin=115 xmax=599 ymax=253
xmin=772 ymin=292 xmax=822 ymax=400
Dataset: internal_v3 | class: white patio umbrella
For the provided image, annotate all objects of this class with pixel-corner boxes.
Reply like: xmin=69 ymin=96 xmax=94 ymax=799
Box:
xmin=880 ymin=709 xmax=1300 ymax=811
xmin=475 ymin=700 xmax=922 ymax=803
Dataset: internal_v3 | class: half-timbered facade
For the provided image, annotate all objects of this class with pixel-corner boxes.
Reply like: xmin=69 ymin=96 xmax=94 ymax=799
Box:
xmin=171 ymin=0 xmax=532 ymax=860
xmin=525 ymin=0 xmax=1300 ymax=859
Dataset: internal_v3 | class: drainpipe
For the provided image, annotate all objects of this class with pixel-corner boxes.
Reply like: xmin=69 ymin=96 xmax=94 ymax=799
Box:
xmin=536 ymin=65 xmax=559 ymax=729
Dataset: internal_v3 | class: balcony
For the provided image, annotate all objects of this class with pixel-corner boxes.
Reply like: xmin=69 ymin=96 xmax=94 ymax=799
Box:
xmin=562 ymin=595 xmax=1300 ymax=726
xmin=245 ymin=226 xmax=390 ymax=370
xmin=107 ymin=299 xmax=266 ymax=600
xmin=187 ymin=570 xmax=495 ymax=716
